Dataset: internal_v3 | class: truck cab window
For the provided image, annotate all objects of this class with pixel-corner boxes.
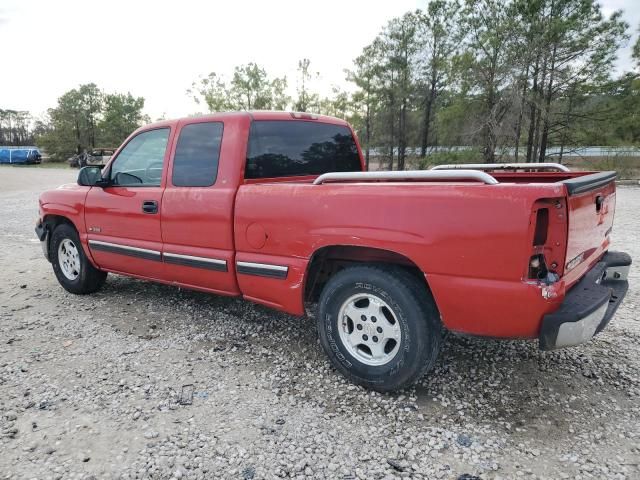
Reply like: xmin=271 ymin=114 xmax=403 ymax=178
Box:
xmin=110 ymin=128 xmax=169 ymax=186
xmin=245 ymin=120 xmax=361 ymax=179
xmin=172 ymin=122 xmax=223 ymax=187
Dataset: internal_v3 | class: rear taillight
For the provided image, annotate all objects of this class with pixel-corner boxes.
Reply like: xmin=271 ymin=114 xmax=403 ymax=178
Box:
xmin=528 ymin=253 xmax=546 ymax=279
xmin=527 ymin=198 xmax=568 ymax=283
xmin=533 ymin=208 xmax=549 ymax=246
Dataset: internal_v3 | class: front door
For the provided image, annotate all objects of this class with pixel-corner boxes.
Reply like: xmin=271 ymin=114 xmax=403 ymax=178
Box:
xmin=84 ymin=127 xmax=172 ymax=280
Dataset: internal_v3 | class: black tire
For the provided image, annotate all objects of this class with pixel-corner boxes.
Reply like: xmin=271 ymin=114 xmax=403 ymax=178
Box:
xmin=317 ymin=265 xmax=441 ymax=392
xmin=50 ymin=223 xmax=107 ymax=294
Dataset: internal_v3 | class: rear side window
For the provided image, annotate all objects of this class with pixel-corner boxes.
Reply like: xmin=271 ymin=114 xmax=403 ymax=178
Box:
xmin=245 ymin=120 xmax=361 ymax=179
xmin=172 ymin=122 xmax=223 ymax=187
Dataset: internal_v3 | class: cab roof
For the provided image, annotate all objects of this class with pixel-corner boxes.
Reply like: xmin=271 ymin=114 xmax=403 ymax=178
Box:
xmin=142 ymin=111 xmax=350 ymax=131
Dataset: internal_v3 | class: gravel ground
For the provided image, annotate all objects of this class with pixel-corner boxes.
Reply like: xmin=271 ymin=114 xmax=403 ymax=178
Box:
xmin=0 ymin=166 xmax=638 ymax=480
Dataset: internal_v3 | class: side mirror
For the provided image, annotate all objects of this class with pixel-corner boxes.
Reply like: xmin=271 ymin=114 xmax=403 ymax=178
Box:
xmin=78 ymin=166 xmax=108 ymax=187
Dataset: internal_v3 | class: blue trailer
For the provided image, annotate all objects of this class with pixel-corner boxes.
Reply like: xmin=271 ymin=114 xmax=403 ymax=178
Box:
xmin=0 ymin=146 xmax=42 ymax=164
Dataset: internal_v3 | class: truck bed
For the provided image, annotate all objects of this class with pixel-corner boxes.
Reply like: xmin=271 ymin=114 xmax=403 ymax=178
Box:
xmin=234 ymin=167 xmax=618 ymax=339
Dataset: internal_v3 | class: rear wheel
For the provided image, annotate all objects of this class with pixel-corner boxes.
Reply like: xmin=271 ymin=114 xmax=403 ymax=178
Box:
xmin=50 ymin=224 xmax=107 ymax=294
xmin=317 ymin=265 xmax=441 ymax=392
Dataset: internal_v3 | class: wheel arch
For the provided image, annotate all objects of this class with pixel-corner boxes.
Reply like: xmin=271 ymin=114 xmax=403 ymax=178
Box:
xmin=41 ymin=213 xmax=98 ymax=267
xmin=42 ymin=213 xmax=76 ymax=231
xmin=40 ymin=214 xmax=74 ymax=260
xmin=40 ymin=200 xmax=84 ymax=238
xmin=303 ymin=245 xmax=437 ymax=308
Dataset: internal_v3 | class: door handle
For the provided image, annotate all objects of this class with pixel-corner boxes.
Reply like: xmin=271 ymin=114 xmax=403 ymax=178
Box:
xmin=142 ymin=200 xmax=158 ymax=214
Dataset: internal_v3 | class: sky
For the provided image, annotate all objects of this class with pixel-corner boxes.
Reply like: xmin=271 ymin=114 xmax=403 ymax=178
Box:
xmin=0 ymin=0 xmax=638 ymax=121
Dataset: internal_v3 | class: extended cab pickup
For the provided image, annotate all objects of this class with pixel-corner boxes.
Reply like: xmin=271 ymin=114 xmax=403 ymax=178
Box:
xmin=35 ymin=111 xmax=632 ymax=391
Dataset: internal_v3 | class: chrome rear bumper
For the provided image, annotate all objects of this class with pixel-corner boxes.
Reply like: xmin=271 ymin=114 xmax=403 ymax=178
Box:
xmin=539 ymin=251 xmax=631 ymax=350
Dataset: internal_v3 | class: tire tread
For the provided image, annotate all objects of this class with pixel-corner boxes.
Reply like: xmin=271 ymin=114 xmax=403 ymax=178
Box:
xmin=317 ymin=264 xmax=441 ymax=391
xmin=51 ymin=224 xmax=106 ymax=294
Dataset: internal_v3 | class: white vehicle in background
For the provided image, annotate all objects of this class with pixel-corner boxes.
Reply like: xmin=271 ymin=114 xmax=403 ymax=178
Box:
xmin=86 ymin=148 xmax=116 ymax=166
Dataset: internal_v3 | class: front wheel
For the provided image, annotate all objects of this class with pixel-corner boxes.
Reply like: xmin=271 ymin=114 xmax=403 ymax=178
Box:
xmin=50 ymin=224 xmax=107 ymax=294
xmin=317 ymin=265 xmax=441 ymax=392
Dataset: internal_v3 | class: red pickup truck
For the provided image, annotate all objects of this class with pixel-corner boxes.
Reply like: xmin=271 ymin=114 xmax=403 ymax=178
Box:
xmin=36 ymin=111 xmax=631 ymax=391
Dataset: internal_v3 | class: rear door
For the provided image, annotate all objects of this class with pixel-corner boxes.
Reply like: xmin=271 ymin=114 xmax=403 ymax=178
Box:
xmin=84 ymin=127 xmax=172 ymax=280
xmin=234 ymin=119 xmax=362 ymax=312
xmin=161 ymin=119 xmax=240 ymax=295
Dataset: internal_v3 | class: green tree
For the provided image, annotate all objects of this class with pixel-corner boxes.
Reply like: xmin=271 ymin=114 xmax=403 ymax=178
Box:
xmin=188 ymin=72 xmax=233 ymax=112
xmin=295 ymin=58 xmax=319 ymax=112
xmin=98 ymin=93 xmax=147 ymax=146
xmin=362 ymin=14 xmax=420 ymax=170
xmin=190 ymin=64 xmax=291 ymax=112
xmin=38 ymin=88 xmax=86 ymax=160
xmin=0 ymin=109 xmax=16 ymax=144
xmin=317 ymin=86 xmax=351 ymax=120
xmin=36 ymin=84 xmax=148 ymax=161
xmin=0 ymin=109 xmax=33 ymax=145
xmin=347 ymin=45 xmax=380 ymax=169
xmin=230 ymin=63 xmax=289 ymax=110
xmin=417 ymin=0 xmax=461 ymax=157
xmin=366 ymin=37 xmax=398 ymax=169
xmin=524 ymin=0 xmax=628 ymax=161
xmin=271 ymin=76 xmax=291 ymax=110
xmin=461 ymin=0 xmax=517 ymax=162
xmin=385 ymin=12 xmax=420 ymax=170
xmin=32 ymin=115 xmax=52 ymax=141
xmin=79 ymin=83 xmax=103 ymax=148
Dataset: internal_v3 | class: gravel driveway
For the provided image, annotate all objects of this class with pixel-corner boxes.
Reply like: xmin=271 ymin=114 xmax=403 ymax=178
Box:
xmin=1 ymin=166 xmax=638 ymax=480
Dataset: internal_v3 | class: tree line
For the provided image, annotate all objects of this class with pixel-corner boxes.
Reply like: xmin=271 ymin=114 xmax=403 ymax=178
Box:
xmin=1 ymin=84 xmax=148 ymax=161
xmin=347 ymin=0 xmax=639 ymax=168
xmin=191 ymin=0 xmax=639 ymax=170
xmin=3 ymin=0 xmax=638 ymax=167
xmin=35 ymin=84 xmax=149 ymax=161
xmin=0 ymin=109 xmax=41 ymax=146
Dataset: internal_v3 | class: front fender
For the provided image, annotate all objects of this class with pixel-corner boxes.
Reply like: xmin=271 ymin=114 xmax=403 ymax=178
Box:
xmin=41 ymin=203 xmax=82 ymax=228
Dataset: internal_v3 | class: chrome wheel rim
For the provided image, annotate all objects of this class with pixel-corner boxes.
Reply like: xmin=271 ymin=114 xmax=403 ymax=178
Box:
xmin=58 ymin=239 xmax=81 ymax=281
xmin=337 ymin=293 xmax=402 ymax=366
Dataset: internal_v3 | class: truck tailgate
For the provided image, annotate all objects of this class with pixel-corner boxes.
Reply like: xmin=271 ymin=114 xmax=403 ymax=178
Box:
xmin=562 ymin=171 xmax=617 ymax=286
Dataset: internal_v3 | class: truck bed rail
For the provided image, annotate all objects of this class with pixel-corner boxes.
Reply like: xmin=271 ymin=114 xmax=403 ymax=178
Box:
xmin=312 ymin=170 xmax=499 ymax=185
xmin=431 ymin=162 xmax=570 ymax=172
